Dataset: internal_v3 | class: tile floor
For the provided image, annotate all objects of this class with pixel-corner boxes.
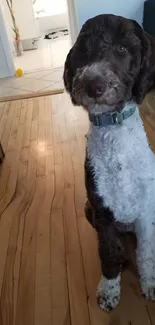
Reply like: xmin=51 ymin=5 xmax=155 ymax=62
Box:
xmin=14 ymin=35 xmax=71 ymax=72
xmin=0 ymin=67 xmax=64 ymax=100
xmin=0 ymin=34 xmax=70 ymax=100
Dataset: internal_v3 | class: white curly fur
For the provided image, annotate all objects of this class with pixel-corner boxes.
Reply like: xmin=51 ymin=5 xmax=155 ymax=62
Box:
xmin=97 ymin=275 xmax=121 ymax=311
xmin=87 ymin=103 xmax=155 ymax=307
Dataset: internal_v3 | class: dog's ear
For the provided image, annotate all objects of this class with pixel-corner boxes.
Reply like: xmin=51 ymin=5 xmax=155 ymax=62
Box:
xmin=132 ymin=21 xmax=155 ymax=104
xmin=63 ymin=48 xmax=74 ymax=94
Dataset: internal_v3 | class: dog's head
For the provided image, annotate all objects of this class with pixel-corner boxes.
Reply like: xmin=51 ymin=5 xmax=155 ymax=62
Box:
xmin=64 ymin=14 xmax=155 ymax=114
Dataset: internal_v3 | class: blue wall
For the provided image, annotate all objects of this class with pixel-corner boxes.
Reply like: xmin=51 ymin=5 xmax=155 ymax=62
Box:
xmin=0 ymin=5 xmax=15 ymax=78
xmin=76 ymin=0 xmax=145 ymax=27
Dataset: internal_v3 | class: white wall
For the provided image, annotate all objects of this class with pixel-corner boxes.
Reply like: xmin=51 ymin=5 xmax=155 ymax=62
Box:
xmin=34 ymin=0 xmax=69 ymax=32
xmin=34 ymin=0 xmax=68 ymax=16
xmin=1 ymin=0 xmax=40 ymax=43
xmin=37 ymin=13 xmax=69 ymax=33
xmin=13 ymin=0 xmax=40 ymax=39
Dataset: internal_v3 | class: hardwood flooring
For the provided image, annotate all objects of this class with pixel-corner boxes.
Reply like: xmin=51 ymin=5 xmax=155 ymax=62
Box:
xmin=0 ymin=93 xmax=155 ymax=325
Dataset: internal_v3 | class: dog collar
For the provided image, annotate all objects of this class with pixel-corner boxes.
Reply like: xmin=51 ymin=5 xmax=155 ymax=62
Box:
xmin=89 ymin=106 xmax=136 ymax=127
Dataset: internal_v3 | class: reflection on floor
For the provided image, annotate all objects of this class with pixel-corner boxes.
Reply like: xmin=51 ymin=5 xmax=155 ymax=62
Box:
xmin=0 ymin=67 xmax=64 ymax=100
xmin=14 ymin=35 xmax=70 ymax=72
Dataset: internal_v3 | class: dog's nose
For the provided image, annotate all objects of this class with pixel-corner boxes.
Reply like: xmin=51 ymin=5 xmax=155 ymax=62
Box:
xmin=86 ymin=77 xmax=106 ymax=98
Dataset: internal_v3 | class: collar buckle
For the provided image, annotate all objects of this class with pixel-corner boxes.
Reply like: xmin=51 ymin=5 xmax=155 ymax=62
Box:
xmin=95 ymin=115 xmax=101 ymax=126
xmin=112 ymin=112 xmax=124 ymax=124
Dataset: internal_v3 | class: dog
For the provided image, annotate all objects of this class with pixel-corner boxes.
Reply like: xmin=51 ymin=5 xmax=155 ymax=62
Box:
xmin=63 ymin=14 xmax=155 ymax=312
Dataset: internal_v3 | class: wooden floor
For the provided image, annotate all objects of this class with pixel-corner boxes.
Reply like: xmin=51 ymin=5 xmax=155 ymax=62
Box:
xmin=0 ymin=93 xmax=155 ymax=325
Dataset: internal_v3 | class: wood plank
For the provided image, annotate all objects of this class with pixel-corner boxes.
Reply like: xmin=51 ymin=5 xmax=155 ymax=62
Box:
xmin=0 ymin=101 xmax=22 ymax=202
xmin=51 ymin=96 xmax=64 ymax=209
xmin=7 ymin=100 xmax=22 ymax=152
xmin=37 ymin=97 xmax=46 ymax=177
xmin=34 ymin=120 xmax=54 ymax=325
xmin=0 ymin=101 xmax=24 ymax=215
xmin=15 ymin=177 xmax=45 ymax=325
xmin=61 ymin=137 xmax=90 ymax=325
xmin=0 ymin=102 xmax=11 ymax=141
xmin=22 ymin=99 xmax=33 ymax=148
xmin=0 ymin=161 xmax=28 ymax=325
xmin=1 ymin=101 xmax=15 ymax=151
xmin=51 ymin=209 xmax=71 ymax=325
xmin=20 ymin=99 xmax=27 ymax=124
xmin=20 ymin=147 xmax=30 ymax=162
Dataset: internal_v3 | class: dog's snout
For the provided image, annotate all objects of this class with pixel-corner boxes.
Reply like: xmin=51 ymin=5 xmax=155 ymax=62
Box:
xmin=85 ymin=77 xmax=106 ymax=98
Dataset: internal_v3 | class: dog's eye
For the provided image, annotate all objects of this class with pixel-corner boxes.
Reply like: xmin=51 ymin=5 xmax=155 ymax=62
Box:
xmin=117 ymin=45 xmax=127 ymax=53
xmin=84 ymin=50 xmax=89 ymax=56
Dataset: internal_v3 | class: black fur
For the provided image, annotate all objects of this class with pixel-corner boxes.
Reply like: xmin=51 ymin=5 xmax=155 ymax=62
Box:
xmin=85 ymin=155 xmax=124 ymax=279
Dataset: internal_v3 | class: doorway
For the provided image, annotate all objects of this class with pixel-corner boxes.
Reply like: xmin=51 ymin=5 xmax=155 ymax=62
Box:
xmin=1 ymin=0 xmax=77 ymax=73
xmin=15 ymin=0 xmax=71 ymax=72
xmin=0 ymin=0 xmax=78 ymax=100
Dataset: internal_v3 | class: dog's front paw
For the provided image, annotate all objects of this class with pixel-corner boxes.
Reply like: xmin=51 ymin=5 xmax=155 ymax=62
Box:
xmin=96 ymin=275 xmax=120 ymax=312
xmin=141 ymin=280 xmax=155 ymax=300
xmin=97 ymin=290 xmax=120 ymax=312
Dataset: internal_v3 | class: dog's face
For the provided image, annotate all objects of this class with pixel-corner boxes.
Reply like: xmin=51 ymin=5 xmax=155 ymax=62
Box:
xmin=64 ymin=14 xmax=154 ymax=114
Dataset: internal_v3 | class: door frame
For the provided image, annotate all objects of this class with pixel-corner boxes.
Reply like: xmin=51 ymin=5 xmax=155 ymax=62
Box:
xmin=67 ymin=0 xmax=79 ymax=45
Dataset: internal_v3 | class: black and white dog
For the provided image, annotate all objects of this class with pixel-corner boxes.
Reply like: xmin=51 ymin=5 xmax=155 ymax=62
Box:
xmin=63 ymin=14 xmax=155 ymax=311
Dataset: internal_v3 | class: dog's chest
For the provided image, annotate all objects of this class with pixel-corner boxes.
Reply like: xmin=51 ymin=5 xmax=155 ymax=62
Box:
xmin=87 ymin=111 xmax=155 ymax=222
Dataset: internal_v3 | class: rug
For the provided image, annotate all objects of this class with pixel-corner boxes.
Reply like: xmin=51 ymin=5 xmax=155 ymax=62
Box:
xmin=44 ymin=29 xmax=69 ymax=40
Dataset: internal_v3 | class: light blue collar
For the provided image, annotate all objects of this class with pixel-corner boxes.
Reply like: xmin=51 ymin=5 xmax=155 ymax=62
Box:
xmin=89 ymin=103 xmax=136 ymax=127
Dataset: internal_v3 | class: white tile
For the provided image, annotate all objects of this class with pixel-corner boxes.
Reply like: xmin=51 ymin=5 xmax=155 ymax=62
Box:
xmin=3 ymin=77 xmax=34 ymax=88
xmin=0 ymin=86 xmax=13 ymax=96
xmin=0 ymin=87 xmax=33 ymax=99
xmin=19 ymin=79 xmax=56 ymax=92
xmin=24 ymin=69 xmax=53 ymax=80
xmin=6 ymin=89 xmax=33 ymax=96
xmin=14 ymin=38 xmax=53 ymax=72
xmin=51 ymin=37 xmax=70 ymax=68
xmin=14 ymin=35 xmax=70 ymax=72
xmin=0 ymin=78 xmax=8 ymax=86
xmin=42 ymin=68 xmax=64 ymax=82
xmin=40 ymin=81 xmax=64 ymax=93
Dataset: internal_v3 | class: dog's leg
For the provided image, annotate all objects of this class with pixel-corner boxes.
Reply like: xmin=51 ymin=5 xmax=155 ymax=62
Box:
xmin=84 ymin=157 xmax=124 ymax=311
xmin=85 ymin=200 xmax=96 ymax=228
xmin=136 ymin=217 xmax=155 ymax=300
xmin=96 ymin=223 xmax=124 ymax=312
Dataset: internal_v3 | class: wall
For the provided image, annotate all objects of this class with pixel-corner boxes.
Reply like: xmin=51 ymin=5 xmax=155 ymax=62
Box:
xmin=1 ymin=0 xmax=39 ymax=43
xmin=0 ymin=0 xmax=15 ymax=53
xmin=76 ymin=0 xmax=145 ymax=27
xmin=33 ymin=0 xmax=68 ymax=16
xmin=13 ymin=0 xmax=40 ymax=39
xmin=34 ymin=0 xmax=69 ymax=32
xmin=0 ymin=5 xmax=15 ymax=78
xmin=37 ymin=13 xmax=69 ymax=33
